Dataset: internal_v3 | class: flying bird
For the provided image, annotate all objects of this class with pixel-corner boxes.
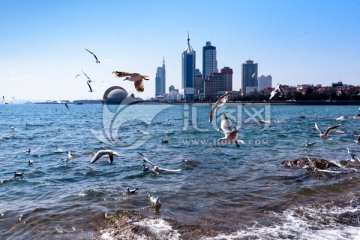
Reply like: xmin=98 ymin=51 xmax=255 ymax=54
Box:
xmin=218 ymin=113 xmax=244 ymax=148
xmin=75 ymin=73 xmax=82 ymax=78
xmin=112 ymin=71 xmax=150 ymax=92
xmin=90 ymin=149 xmax=119 ymax=164
xmin=314 ymin=123 xmax=341 ymax=140
xmin=138 ymin=152 xmax=182 ymax=174
xmin=64 ymin=103 xmax=69 ymax=110
xmin=85 ymin=48 xmax=100 ymax=63
xmin=269 ymin=84 xmax=284 ymax=100
xmin=209 ymin=91 xmax=234 ymax=123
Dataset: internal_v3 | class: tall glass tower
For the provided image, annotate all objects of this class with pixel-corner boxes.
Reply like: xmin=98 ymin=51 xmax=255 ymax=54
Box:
xmin=241 ymin=60 xmax=258 ymax=96
xmin=202 ymin=41 xmax=217 ymax=80
xmin=182 ymin=33 xmax=196 ymax=101
xmin=155 ymin=57 xmax=166 ymax=96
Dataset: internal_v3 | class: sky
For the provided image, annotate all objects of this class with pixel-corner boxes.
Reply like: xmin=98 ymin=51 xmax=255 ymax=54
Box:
xmin=0 ymin=0 xmax=359 ymax=102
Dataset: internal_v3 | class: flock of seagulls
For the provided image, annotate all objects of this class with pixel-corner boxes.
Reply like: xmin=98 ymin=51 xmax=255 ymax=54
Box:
xmin=73 ymin=49 xmax=150 ymax=95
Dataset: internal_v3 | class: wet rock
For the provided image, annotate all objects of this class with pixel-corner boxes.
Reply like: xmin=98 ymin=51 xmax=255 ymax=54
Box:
xmin=281 ymin=158 xmax=340 ymax=170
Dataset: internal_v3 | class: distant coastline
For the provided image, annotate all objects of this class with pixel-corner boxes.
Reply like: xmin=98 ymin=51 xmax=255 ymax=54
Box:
xmin=31 ymin=100 xmax=360 ymax=106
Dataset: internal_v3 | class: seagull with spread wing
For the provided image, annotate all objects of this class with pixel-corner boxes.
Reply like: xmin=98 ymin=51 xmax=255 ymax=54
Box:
xmin=314 ymin=122 xmax=341 ymax=140
xmin=90 ymin=149 xmax=119 ymax=164
xmin=112 ymin=71 xmax=150 ymax=92
xmin=209 ymin=91 xmax=233 ymax=123
xmin=85 ymin=48 xmax=100 ymax=63
xmin=218 ymin=113 xmax=244 ymax=148
xmin=138 ymin=152 xmax=181 ymax=174
xmin=269 ymin=84 xmax=285 ymax=100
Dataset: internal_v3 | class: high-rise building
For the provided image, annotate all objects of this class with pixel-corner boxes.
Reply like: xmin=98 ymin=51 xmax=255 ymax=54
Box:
xmin=182 ymin=33 xmax=196 ymax=101
xmin=204 ymin=67 xmax=233 ymax=99
xmin=241 ymin=60 xmax=258 ymax=96
xmin=258 ymin=75 xmax=272 ymax=91
xmin=202 ymin=41 xmax=217 ymax=80
xmin=155 ymin=57 xmax=166 ymax=96
xmin=194 ymin=68 xmax=203 ymax=100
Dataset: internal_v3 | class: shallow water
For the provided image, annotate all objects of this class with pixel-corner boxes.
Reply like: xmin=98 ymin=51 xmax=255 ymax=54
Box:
xmin=0 ymin=103 xmax=360 ymax=239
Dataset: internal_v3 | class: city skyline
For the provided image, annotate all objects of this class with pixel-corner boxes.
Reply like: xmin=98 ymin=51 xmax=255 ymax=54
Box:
xmin=1 ymin=0 xmax=359 ymax=102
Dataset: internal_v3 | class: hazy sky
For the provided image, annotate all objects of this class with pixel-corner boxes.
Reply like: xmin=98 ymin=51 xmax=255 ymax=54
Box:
xmin=1 ymin=0 xmax=359 ymax=102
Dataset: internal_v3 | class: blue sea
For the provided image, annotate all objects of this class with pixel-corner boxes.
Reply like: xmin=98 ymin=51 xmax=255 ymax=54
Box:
xmin=1 ymin=103 xmax=360 ymax=239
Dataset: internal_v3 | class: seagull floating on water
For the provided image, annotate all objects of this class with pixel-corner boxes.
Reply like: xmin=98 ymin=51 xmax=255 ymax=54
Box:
xmin=346 ymin=148 xmax=360 ymax=167
xmin=112 ymin=71 xmax=150 ymax=92
xmin=127 ymin=187 xmax=139 ymax=194
xmin=28 ymin=160 xmax=33 ymax=165
xmin=138 ymin=152 xmax=182 ymax=174
xmin=209 ymin=91 xmax=234 ymax=123
xmin=14 ymin=172 xmax=23 ymax=178
xmin=149 ymin=194 xmax=161 ymax=211
xmin=218 ymin=113 xmax=244 ymax=148
xmin=305 ymin=141 xmax=315 ymax=147
xmin=269 ymin=84 xmax=285 ymax=100
xmin=162 ymin=139 xmax=169 ymax=144
xmin=90 ymin=149 xmax=119 ymax=164
xmin=85 ymin=48 xmax=100 ymax=63
xmin=142 ymin=164 xmax=149 ymax=172
xmin=314 ymin=122 xmax=340 ymax=141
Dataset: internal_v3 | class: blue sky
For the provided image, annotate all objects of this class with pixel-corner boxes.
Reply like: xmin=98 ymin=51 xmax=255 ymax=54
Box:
xmin=1 ymin=0 xmax=359 ymax=102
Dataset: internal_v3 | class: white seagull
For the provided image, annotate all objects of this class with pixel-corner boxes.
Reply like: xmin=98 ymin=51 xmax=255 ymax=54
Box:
xmin=138 ymin=152 xmax=182 ymax=174
xmin=85 ymin=48 xmax=100 ymax=63
xmin=218 ymin=113 xmax=244 ymax=148
xmin=112 ymin=71 xmax=150 ymax=92
xmin=90 ymin=149 xmax=119 ymax=164
xmin=314 ymin=123 xmax=341 ymax=140
xmin=346 ymin=148 xmax=360 ymax=167
xmin=209 ymin=91 xmax=234 ymax=123
xmin=148 ymin=194 xmax=161 ymax=211
xmin=269 ymin=84 xmax=285 ymax=100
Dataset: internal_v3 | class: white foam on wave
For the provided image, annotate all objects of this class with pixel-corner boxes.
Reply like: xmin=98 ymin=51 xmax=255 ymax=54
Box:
xmin=100 ymin=218 xmax=180 ymax=240
xmin=205 ymin=204 xmax=360 ymax=240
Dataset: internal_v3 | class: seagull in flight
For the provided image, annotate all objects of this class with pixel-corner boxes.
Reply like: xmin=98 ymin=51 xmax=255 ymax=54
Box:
xmin=209 ymin=91 xmax=234 ymax=123
xmin=314 ymin=123 xmax=341 ymax=140
xmin=218 ymin=113 xmax=244 ymax=148
xmin=112 ymin=71 xmax=150 ymax=92
xmin=138 ymin=152 xmax=182 ymax=174
xmin=269 ymin=84 xmax=284 ymax=100
xmin=85 ymin=48 xmax=100 ymax=63
xmin=90 ymin=149 xmax=119 ymax=164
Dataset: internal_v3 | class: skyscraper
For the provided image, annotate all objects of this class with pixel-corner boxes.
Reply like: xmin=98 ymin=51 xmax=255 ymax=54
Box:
xmin=182 ymin=33 xmax=196 ymax=101
xmin=202 ymin=41 xmax=217 ymax=80
xmin=241 ymin=60 xmax=258 ymax=96
xmin=155 ymin=57 xmax=166 ymax=96
xmin=258 ymin=75 xmax=272 ymax=91
xmin=204 ymin=67 xmax=233 ymax=99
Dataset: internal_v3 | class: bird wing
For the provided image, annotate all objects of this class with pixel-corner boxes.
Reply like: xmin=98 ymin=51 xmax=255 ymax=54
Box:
xmin=277 ymin=84 xmax=285 ymax=95
xmin=81 ymin=69 xmax=92 ymax=82
xmin=324 ymin=124 xmax=340 ymax=136
xmin=64 ymin=103 xmax=69 ymax=110
xmin=314 ymin=123 xmax=323 ymax=134
xmin=227 ymin=128 xmax=238 ymax=140
xmin=158 ymin=167 xmax=182 ymax=172
xmin=269 ymin=90 xmax=277 ymax=100
xmin=87 ymin=81 xmax=93 ymax=92
xmin=109 ymin=154 xmax=114 ymax=163
xmin=134 ymin=79 xmax=144 ymax=92
xmin=113 ymin=71 xmax=132 ymax=78
xmin=209 ymin=103 xmax=218 ymax=123
xmin=220 ymin=113 xmax=232 ymax=136
xmin=138 ymin=153 xmax=155 ymax=167
xmin=90 ymin=151 xmax=104 ymax=163
xmin=85 ymin=48 xmax=99 ymax=61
